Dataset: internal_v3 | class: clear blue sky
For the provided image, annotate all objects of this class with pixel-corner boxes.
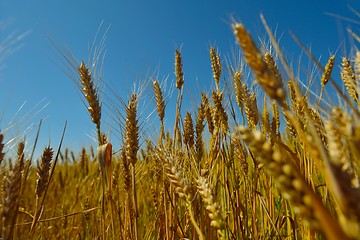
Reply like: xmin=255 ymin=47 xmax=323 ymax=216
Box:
xmin=1 ymin=0 xmax=359 ymax=159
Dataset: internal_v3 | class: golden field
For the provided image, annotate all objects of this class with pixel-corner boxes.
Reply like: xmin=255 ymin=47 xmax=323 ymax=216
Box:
xmin=1 ymin=16 xmax=360 ymax=239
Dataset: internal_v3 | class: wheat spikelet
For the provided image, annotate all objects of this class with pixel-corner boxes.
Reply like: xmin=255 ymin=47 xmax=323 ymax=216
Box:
xmin=341 ymin=57 xmax=358 ymax=102
xmin=17 ymin=141 xmax=25 ymax=168
xmin=195 ymin=104 xmax=205 ymax=163
xmin=355 ymin=51 xmax=360 ymax=84
xmin=153 ymin=80 xmax=165 ymax=122
xmin=112 ymin=161 xmax=120 ymax=191
xmin=36 ymin=147 xmax=53 ymax=200
xmin=125 ymin=93 xmax=139 ymax=166
xmin=271 ymin=101 xmax=280 ymax=140
xmin=175 ymin=49 xmax=184 ymax=89
xmin=232 ymin=137 xmax=248 ymax=176
xmin=244 ymin=91 xmax=259 ymax=130
xmin=233 ymin=23 xmax=286 ymax=103
xmin=287 ymin=81 xmax=298 ymax=112
xmin=78 ymin=61 xmax=102 ymax=136
xmin=100 ymin=132 xmax=107 ymax=145
xmin=321 ymin=55 xmax=335 ymax=88
xmin=233 ymin=71 xmax=246 ymax=110
xmin=211 ymin=91 xmax=228 ymax=132
xmin=121 ymin=147 xmax=132 ymax=195
xmin=80 ymin=147 xmax=89 ymax=175
xmin=197 ymin=176 xmax=226 ymax=239
xmin=308 ymin=108 xmax=327 ymax=147
xmin=201 ymin=93 xmax=215 ymax=134
xmin=210 ymin=47 xmax=222 ymax=91
xmin=163 ymin=155 xmax=190 ymax=199
xmin=264 ymin=52 xmax=282 ymax=85
xmin=262 ymin=96 xmax=270 ymax=135
xmin=183 ymin=112 xmax=195 ymax=148
xmin=153 ymin=80 xmax=166 ymax=145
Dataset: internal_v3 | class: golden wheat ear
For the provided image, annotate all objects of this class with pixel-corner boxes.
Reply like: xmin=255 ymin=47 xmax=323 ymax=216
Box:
xmin=234 ymin=126 xmax=350 ymax=240
xmin=341 ymin=57 xmax=359 ymax=103
xmin=78 ymin=61 xmax=103 ymax=143
xmin=153 ymin=80 xmax=166 ymax=145
xmin=232 ymin=23 xmax=286 ymax=104
xmin=36 ymin=147 xmax=54 ymax=201
xmin=197 ymin=176 xmax=226 ymax=239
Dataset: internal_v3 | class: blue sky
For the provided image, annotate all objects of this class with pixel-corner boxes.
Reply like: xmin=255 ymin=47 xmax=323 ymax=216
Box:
xmin=1 ymin=0 xmax=359 ymax=159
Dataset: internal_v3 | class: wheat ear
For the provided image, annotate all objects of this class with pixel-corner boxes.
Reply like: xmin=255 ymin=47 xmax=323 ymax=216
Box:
xmin=197 ymin=176 xmax=226 ymax=239
xmin=183 ymin=112 xmax=195 ymax=148
xmin=78 ymin=61 xmax=102 ymax=143
xmin=36 ymin=147 xmax=54 ymax=201
xmin=341 ymin=57 xmax=358 ymax=103
xmin=233 ymin=23 xmax=286 ymax=103
xmin=235 ymin=126 xmax=350 ymax=240
xmin=210 ymin=47 xmax=222 ymax=92
xmin=156 ymin=150 xmax=205 ymax=240
xmin=153 ymin=80 xmax=166 ymax=144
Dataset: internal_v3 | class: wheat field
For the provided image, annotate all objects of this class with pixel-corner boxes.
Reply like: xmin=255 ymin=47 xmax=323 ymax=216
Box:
xmin=1 ymin=15 xmax=360 ymax=239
